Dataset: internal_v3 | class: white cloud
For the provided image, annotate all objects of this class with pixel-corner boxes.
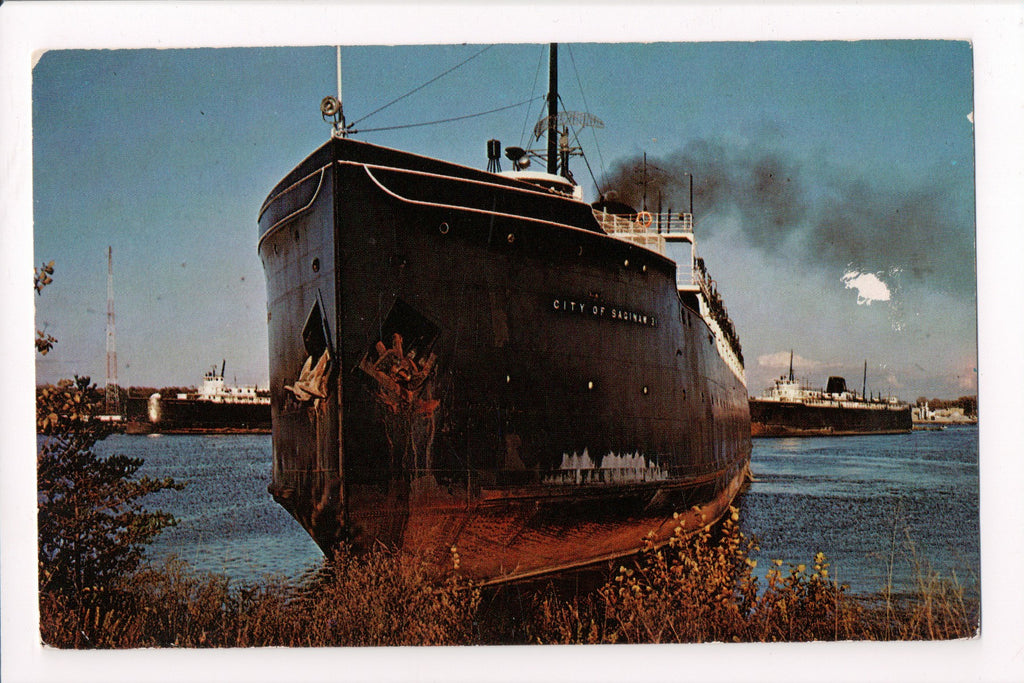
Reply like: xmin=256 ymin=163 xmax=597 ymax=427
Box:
xmin=842 ymin=270 xmax=891 ymax=305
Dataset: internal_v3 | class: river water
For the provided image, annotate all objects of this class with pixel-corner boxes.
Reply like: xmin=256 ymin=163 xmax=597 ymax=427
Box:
xmin=740 ymin=425 xmax=979 ymax=597
xmin=97 ymin=426 xmax=979 ymax=596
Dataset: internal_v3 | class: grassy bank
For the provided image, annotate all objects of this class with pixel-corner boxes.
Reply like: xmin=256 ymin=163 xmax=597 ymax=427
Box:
xmin=39 ymin=508 xmax=978 ymax=648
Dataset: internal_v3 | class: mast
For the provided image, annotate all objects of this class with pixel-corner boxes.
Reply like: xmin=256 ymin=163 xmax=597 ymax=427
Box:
xmin=546 ymin=43 xmax=558 ymax=175
xmin=689 ymin=173 xmax=694 ymax=215
xmin=105 ymin=246 xmax=120 ymax=417
xmin=788 ymin=350 xmax=794 ymax=382
xmin=321 ymin=46 xmax=349 ymax=138
xmin=642 ymin=153 xmax=649 ymax=211
xmin=336 ymin=46 xmax=342 ymax=107
xmin=862 ymin=360 xmax=867 ymax=400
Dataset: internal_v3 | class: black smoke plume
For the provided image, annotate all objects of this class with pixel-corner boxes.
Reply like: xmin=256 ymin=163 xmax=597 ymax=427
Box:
xmin=598 ymin=139 xmax=975 ymax=294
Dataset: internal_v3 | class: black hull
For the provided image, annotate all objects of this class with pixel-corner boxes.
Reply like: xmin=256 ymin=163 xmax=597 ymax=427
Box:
xmin=258 ymin=137 xmax=751 ymax=580
xmin=124 ymin=395 xmax=270 ymax=433
xmin=749 ymin=399 xmax=912 ymax=437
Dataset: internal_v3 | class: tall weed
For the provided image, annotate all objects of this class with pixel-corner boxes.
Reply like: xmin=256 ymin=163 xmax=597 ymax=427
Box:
xmin=39 ymin=511 xmax=976 ymax=648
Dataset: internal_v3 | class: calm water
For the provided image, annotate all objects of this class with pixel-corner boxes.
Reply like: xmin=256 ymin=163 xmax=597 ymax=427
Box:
xmin=96 ymin=434 xmax=325 ymax=584
xmin=740 ymin=425 xmax=979 ymax=597
xmin=96 ymin=426 xmax=980 ymax=595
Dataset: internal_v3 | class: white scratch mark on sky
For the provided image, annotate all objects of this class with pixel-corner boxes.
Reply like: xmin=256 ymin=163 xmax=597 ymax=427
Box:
xmin=842 ymin=271 xmax=891 ymax=305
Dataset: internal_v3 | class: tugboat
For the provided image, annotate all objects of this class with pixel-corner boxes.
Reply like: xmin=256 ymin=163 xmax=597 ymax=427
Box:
xmin=749 ymin=352 xmax=912 ymax=437
xmin=258 ymin=44 xmax=751 ymax=581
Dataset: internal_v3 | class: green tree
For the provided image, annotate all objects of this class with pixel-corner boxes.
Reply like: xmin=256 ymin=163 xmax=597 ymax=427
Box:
xmin=36 ymin=263 xmax=183 ymax=647
xmin=37 ymin=377 xmax=183 ymax=600
xmin=955 ymin=395 xmax=978 ymax=417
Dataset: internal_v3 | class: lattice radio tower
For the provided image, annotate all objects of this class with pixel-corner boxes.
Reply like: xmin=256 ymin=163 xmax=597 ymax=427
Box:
xmin=105 ymin=246 xmax=120 ymax=416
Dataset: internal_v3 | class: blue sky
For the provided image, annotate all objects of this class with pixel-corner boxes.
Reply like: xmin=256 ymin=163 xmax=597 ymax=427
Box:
xmin=30 ymin=40 xmax=977 ymax=398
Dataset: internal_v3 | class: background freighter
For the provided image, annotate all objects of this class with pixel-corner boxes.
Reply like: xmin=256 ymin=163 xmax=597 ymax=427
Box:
xmin=124 ymin=361 xmax=271 ymax=433
xmin=749 ymin=354 xmax=912 ymax=437
xmin=258 ymin=45 xmax=751 ymax=581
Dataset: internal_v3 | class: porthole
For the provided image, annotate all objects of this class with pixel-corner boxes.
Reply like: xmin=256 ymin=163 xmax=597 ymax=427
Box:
xmin=312 ymin=258 xmax=320 ymax=273
xmin=587 ymin=380 xmax=594 ymax=390
xmin=439 ymin=222 xmax=450 ymax=235
xmin=642 ymin=386 xmax=649 ymax=395
xmin=294 ymin=229 xmax=300 ymax=242
xmin=273 ymin=243 xmax=279 ymax=255
xmin=507 ymin=233 xmax=516 ymax=244
xmin=623 ymin=259 xmax=630 ymax=267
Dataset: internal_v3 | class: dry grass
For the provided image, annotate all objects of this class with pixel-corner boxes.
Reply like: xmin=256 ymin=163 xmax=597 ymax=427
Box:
xmin=39 ymin=510 xmax=977 ymax=648
xmin=40 ymin=547 xmax=480 ymax=648
xmin=521 ymin=508 xmax=864 ymax=644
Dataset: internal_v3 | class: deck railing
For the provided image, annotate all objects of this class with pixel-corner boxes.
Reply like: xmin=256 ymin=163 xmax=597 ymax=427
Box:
xmin=595 ymin=210 xmax=694 ymax=257
xmin=593 ymin=208 xmax=745 ymax=370
xmin=594 ymin=210 xmax=693 ymax=235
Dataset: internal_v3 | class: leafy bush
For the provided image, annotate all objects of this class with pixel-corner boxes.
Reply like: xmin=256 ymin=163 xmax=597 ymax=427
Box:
xmin=37 ymin=376 xmax=185 ymax=647
xmin=35 ymin=262 xmax=184 ymax=647
xmin=522 ymin=507 xmax=974 ymax=644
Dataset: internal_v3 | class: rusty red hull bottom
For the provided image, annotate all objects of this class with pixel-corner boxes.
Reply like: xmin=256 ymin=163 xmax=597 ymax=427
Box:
xmin=345 ymin=462 xmax=751 ymax=583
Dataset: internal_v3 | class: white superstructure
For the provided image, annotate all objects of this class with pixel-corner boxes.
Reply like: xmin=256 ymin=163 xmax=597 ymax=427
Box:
xmin=599 ymin=209 xmax=745 ymax=385
xmin=196 ymin=363 xmax=269 ymax=405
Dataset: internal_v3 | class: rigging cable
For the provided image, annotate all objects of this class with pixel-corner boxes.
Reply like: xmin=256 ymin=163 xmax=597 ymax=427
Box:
xmin=350 ymin=44 xmax=495 ymax=128
xmin=567 ymin=45 xmax=607 ymax=194
xmin=355 ymin=97 xmax=543 ymax=133
xmin=557 ymin=93 xmax=602 ymax=194
xmin=519 ymin=45 xmax=547 ymax=149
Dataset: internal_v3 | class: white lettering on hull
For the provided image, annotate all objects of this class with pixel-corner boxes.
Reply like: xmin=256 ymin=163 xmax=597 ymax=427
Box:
xmin=550 ymin=297 xmax=657 ymax=328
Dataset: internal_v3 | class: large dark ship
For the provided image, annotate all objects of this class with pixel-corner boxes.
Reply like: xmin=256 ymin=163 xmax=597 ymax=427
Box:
xmin=258 ymin=45 xmax=751 ymax=582
xmin=749 ymin=354 xmax=912 ymax=437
